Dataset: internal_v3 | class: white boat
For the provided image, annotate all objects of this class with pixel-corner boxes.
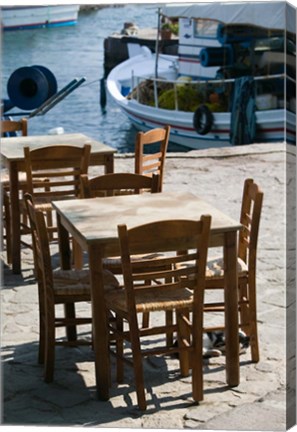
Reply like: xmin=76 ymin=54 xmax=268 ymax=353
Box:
xmin=107 ymin=2 xmax=296 ymax=150
xmin=1 ymin=5 xmax=79 ymax=31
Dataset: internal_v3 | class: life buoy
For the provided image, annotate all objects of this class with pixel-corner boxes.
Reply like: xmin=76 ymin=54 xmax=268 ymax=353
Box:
xmin=193 ymin=105 xmax=213 ymax=135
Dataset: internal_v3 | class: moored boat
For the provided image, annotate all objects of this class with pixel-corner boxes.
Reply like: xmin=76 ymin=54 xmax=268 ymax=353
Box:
xmin=1 ymin=5 xmax=79 ymax=31
xmin=107 ymin=2 xmax=296 ymax=150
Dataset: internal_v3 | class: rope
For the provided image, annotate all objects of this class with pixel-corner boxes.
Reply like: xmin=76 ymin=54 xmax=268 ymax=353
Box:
xmin=80 ymin=79 xmax=100 ymax=88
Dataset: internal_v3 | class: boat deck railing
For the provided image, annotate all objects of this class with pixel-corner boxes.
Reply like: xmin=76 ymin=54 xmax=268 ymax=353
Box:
xmin=129 ymin=73 xmax=296 ymax=114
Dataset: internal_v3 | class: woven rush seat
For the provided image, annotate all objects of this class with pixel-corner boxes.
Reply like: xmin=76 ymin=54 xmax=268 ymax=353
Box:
xmin=28 ymin=195 xmax=75 ymax=212
xmin=206 ymin=256 xmax=248 ymax=277
xmin=1 ymin=170 xmax=28 ymax=186
xmin=176 ymin=256 xmax=248 ymax=278
xmin=105 ymin=285 xmax=193 ymax=314
xmin=1 ymin=172 xmax=48 ymax=187
xmin=53 ymin=268 xmax=119 ymax=296
xmin=1 ymin=168 xmax=49 ymax=186
xmin=103 ymin=252 xmax=164 ymax=269
xmin=23 ymin=190 xmax=85 ymax=215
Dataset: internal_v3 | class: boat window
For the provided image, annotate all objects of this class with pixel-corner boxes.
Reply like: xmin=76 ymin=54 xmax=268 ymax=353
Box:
xmin=194 ymin=19 xmax=218 ymax=39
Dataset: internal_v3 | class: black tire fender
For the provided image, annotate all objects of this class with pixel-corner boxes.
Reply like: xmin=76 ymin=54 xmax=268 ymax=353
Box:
xmin=193 ymin=104 xmax=213 ymax=135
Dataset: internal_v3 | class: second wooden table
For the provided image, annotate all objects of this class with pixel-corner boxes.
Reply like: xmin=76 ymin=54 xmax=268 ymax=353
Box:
xmin=1 ymin=133 xmax=116 ymax=273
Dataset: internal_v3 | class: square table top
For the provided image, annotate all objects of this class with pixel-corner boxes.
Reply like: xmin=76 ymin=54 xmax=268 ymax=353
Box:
xmin=1 ymin=133 xmax=116 ymax=162
xmin=53 ymin=191 xmax=242 ymax=255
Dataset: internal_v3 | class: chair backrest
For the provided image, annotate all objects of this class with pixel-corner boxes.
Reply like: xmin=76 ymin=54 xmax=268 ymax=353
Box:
xmin=24 ymin=144 xmax=91 ymax=202
xmin=118 ymin=215 xmax=211 ymax=312
xmin=24 ymin=193 xmax=54 ymax=301
xmin=238 ymin=178 xmax=264 ymax=269
xmin=134 ymin=125 xmax=170 ymax=192
xmin=1 ymin=118 xmax=28 ymax=136
xmin=80 ymin=172 xmax=160 ymax=198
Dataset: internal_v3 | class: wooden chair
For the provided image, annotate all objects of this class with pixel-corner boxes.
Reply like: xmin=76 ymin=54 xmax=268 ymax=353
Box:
xmin=105 ymin=216 xmax=211 ymax=410
xmin=24 ymin=193 xmax=120 ymax=382
xmin=204 ymin=178 xmax=264 ymax=362
xmin=80 ymin=172 xmax=161 ymax=328
xmin=80 ymin=172 xmax=159 ymax=198
xmin=135 ymin=125 xmax=170 ymax=192
xmin=1 ymin=118 xmax=28 ymax=137
xmin=23 ymin=144 xmax=91 ymax=241
xmin=1 ymin=118 xmax=28 ymax=264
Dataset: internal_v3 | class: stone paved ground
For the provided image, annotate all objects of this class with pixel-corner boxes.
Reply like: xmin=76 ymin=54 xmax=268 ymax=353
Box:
xmin=1 ymin=143 xmax=296 ymax=430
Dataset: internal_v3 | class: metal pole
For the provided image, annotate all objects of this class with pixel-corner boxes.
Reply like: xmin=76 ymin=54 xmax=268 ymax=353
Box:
xmin=154 ymin=7 xmax=161 ymax=79
xmin=30 ymin=78 xmax=86 ymax=118
xmin=39 ymin=78 xmax=86 ymax=116
xmin=28 ymin=79 xmax=79 ymax=118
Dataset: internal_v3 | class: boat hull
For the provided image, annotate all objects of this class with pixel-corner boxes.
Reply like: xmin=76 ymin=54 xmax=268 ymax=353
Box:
xmin=107 ymin=51 xmax=296 ymax=150
xmin=117 ymin=99 xmax=295 ymax=150
xmin=1 ymin=6 xmax=79 ymax=31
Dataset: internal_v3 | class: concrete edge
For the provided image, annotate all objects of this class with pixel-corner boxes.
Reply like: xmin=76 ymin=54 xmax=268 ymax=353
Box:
xmin=115 ymin=143 xmax=295 ymax=160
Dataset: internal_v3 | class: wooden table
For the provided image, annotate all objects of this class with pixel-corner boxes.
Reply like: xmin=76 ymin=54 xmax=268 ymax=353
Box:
xmin=53 ymin=191 xmax=242 ymax=400
xmin=1 ymin=133 xmax=116 ymax=273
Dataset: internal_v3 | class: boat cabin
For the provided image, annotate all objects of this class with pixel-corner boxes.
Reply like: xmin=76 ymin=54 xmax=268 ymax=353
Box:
xmin=163 ymin=3 xmax=296 ymax=81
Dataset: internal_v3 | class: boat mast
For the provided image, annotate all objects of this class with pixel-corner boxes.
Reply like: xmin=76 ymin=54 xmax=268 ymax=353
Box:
xmin=154 ymin=7 xmax=161 ymax=79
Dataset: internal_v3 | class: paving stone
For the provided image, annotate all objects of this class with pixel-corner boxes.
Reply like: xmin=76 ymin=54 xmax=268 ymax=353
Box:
xmin=198 ymin=395 xmax=286 ymax=431
xmin=1 ymin=143 xmax=294 ymax=429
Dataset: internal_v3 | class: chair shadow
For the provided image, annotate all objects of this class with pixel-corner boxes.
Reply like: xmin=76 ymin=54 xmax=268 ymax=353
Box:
xmin=2 ymin=248 xmax=252 ymax=425
xmin=2 ymin=332 xmax=241 ymax=426
xmin=1 ymin=246 xmax=71 ymax=289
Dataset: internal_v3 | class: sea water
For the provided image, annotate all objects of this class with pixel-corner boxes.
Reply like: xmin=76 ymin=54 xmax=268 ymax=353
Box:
xmin=1 ymin=4 xmax=185 ymax=153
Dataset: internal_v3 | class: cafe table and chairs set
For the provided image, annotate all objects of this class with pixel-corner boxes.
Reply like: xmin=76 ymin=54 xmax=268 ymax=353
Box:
xmin=1 ymin=122 xmax=263 ymax=410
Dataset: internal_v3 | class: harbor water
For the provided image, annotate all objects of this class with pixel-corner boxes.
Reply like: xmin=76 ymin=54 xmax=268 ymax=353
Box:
xmin=1 ymin=4 xmax=185 ymax=153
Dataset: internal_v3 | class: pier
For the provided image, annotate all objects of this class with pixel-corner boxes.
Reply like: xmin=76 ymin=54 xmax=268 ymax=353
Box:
xmin=103 ymin=26 xmax=178 ymax=77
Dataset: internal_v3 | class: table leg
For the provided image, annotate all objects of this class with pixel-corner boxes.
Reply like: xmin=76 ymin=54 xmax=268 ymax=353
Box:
xmin=89 ymin=245 xmax=110 ymax=400
xmin=224 ymin=230 xmax=240 ymax=387
xmin=57 ymin=214 xmax=71 ymax=270
xmin=104 ymin=154 xmax=114 ymax=174
xmin=56 ymin=214 xmax=77 ymax=341
xmin=9 ymin=163 xmax=21 ymax=274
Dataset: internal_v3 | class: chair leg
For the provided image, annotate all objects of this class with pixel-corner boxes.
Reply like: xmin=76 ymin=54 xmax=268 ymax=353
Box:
xmin=116 ymin=315 xmax=124 ymax=383
xmin=44 ymin=312 xmax=56 ymax=383
xmin=129 ymin=315 xmax=146 ymax=410
xmin=38 ymin=283 xmax=46 ymax=364
xmin=142 ymin=312 xmax=149 ymax=328
xmin=46 ymin=210 xmax=54 ymax=242
xmin=238 ymin=281 xmax=250 ymax=336
xmin=38 ymin=319 xmax=46 ymax=365
xmin=247 ymin=279 xmax=259 ymax=362
xmin=164 ymin=273 xmax=175 ymax=346
xmin=43 ymin=181 xmax=54 ymax=242
xmin=20 ymin=189 xmax=29 ymax=230
xmin=142 ymin=280 xmax=151 ymax=329
xmin=64 ymin=303 xmax=77 ymax=341
xmin=192 ymin=344 xmax=204 ymax=402
xmin=191 ymin=313 xmax=203 ymax=402
xmin=165 ymin=310 xmax=174 ymax=347
xmin=176 ymin=308 xmax=190 ymax=377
